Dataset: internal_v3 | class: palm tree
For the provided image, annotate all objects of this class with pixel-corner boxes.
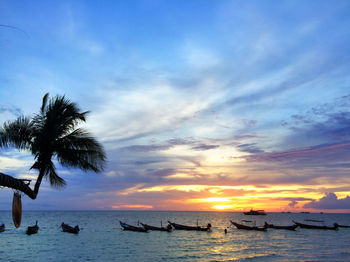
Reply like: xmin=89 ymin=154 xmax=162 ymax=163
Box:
xmin=0 ymin=93 xmax=106 ymax=199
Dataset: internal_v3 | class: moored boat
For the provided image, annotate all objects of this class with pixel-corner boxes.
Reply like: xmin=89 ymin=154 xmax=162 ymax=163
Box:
xmin=61 ymin=222 xmax=80 ymax=234
xmin=293 ymin=221 xmax=338 ymax=230
xmin=168 ymin=221 xmax=211 ymax=231
xmin=264 ymin=222 xmax=297 ymax=230
xmin=230 ymin=220 xmax=267 ymax=231
xmin=140 ymin=222 xmax=172 ymax=232
xmin=0 ymin=224 xmax=5 ymax=232
xmin=243 ymin=209 xmax=266 ymax=215
xmin=26 ymin=221 xmax=39 ymax=235
xmin=120 ymin=221 xmax=148 ymax=232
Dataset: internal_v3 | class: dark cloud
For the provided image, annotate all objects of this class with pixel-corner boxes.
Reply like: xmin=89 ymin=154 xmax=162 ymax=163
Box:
xmin=237 ymin=143 xmax=264 ymax=153
xmin=191 ymin=144 xmax=220 ymax=151
xmin=147 ymin=168 xmax=175 ymax=178
xmin=288 ymin=200 xmax=298 ymax=208
xmin=167 ymin=138 xmax=196 ymax=146
xmin=303 ymin=193 xmax=350 ymax=210
xmin=121 ymin=144 xmax=171 ymax=152
xmin=242 ymin=141 xmax=350 ymax=166
xmin=282 ymin=94 xmax=350 ymax=146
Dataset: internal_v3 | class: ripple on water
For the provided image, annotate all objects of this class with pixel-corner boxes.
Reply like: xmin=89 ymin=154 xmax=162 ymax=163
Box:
xmin=0 ymin=211 xmax=350 ymax=261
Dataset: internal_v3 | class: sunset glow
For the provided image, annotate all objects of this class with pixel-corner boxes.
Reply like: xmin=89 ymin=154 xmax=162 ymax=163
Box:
xmin=1 ymin=0 xmax=350 ymax=213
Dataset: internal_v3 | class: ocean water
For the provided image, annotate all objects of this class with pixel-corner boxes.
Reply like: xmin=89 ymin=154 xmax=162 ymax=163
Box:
xmin=0 ymin=211 xmax=349 ymax=261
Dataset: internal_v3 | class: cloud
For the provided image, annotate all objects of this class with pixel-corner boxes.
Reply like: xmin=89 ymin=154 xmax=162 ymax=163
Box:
xmin=237 ymin=143 xmax=264 ymax=154
xmin=243 ymin=141 xmax=350 ymax=165
xmin=303 ymin=193 xmax=350 ymax=210
xmin=281 ymin=94 xmax=350 ymax=146
xmin=191 ymin=144 xmax=219 ymax=151
xmin=0 ymin=105 xmax=22 ymax=117
xmin=112 ymin=204 xmax=153 ymax=210
xmin=121 ymin=144 xmax=171 ymax=153
xmin=288 ymin=200 xmax=298 ymax=207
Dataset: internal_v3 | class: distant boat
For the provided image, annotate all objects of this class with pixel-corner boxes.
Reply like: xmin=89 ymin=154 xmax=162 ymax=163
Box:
xmin=230 ymin=220 xmax=267 ymax=231
xmin=293 ymin=221 xmax=338 ymax=230
xmin=0 ymin=224 xmax=5 ymax=232
xmin=61 ymin=222 xmax=80 ymax=234
xmin=140 ymin=222 xmax=172 ymax=232
xmin=243 ymin=209 xmax=266 ymax=216
xmin=26 ymin=221 xmax=39 ymax=235
xmin=338 ymin=224 xmax=350 ymax=228
xmin=168 ymin=221 xmax=211 ymax=231
xmin=264 ymin=222 xmax=297 ymax=230
xmin=120 ymin=221 xmax=148 ymax=232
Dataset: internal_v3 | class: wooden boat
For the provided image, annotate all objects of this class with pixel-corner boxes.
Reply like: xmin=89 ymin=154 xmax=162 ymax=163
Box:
xmin=140 ymin=222 xmax=172 ymax=232
xmin=168 ymin=221 xmax=211 ymax=231
xmin=264 ymin=222 xmax=297 ymax=230
xmin=230 ymin=220 xmax=267 ymax=231
xmin=120 ymin=221 xmax=148 ymax=232
xmin=243 ymin=209 xmax=266 ymax=216
xmin=61 ymin=222 xmax=80 ymax=234
xmin=26 ymin=221 xmax=39 ymax=235
xmin=0 ymin=224 xmax=5 ymax=232
xmin=338 ymin=224 xmax=350 ymax=228
xmin=293 ymin=221 xmax=338 ymax=230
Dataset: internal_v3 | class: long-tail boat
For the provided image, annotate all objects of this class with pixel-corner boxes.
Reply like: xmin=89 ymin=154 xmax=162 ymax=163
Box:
xmin=120 ymin=221 xmax=148 ymax=232
xmin=338 ymin=224 xmax=350 ymax=228
xmin=168 ymin=221 xmax=211 ymax=231
xmin=293 ymin=221 xmax=338 ymax=230
xmin=243 ymin=209 xmax=266 ymax=215
xmin=0 ymin=224 xmax=5 ymax=232
xmin=26 ymin=221 xmax=39 ymax=235
xmin=61 ymin=222 xmax=80 ymax=234
xmin=230 ymin=220 xmax=267 ymax=231
xmin=140 ymin=222 xmax=172 ymax=232
xmin=264 ymin=222 xmax=297 ymax=230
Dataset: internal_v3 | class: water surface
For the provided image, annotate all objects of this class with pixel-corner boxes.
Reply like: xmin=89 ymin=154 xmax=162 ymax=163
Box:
xmin=0 ymin=211 xmax=349 ymax=261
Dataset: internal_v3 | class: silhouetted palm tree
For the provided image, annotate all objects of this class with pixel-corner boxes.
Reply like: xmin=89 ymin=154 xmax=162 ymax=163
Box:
xmin=0 ymin=93 xmax=106 ymax=199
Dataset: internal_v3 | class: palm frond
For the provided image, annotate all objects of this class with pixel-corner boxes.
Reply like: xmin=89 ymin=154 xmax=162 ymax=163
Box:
xmin=41 ymin=93 xmax=49 ymax=114
xmin=47 ymin=166 xmax=66 ymax=188
xmin=33 ymin=94 xmax=89 ymax=141
xmin=32 ymin=160 xmax=66 ymax=188
xmin=0 ymin=116 xmax=33 ymax=150
xmin=55 ymin=128 xmax=106 ymax=172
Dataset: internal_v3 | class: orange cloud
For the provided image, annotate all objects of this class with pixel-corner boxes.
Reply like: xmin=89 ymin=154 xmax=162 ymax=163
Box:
xmin=112 ymin=204 xmax=153 ymax=209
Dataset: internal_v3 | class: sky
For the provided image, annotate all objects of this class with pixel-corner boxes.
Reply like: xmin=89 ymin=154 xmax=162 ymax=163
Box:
xmin=0 ymin=0 xmax=350 ymax=212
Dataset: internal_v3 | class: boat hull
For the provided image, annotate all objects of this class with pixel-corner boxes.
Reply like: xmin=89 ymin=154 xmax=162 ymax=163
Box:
xmin=243 ymin=209 xmax=266 ymax=215
xmin=230 ymin=221 xmax=267 ymax=231
xmin=168 ymin=221 xmax=211 ymax=231
xmin=293 ymin=221 xmax=338 ymax=230
xmin=26 ymin=225 xmax=39 ymax=235
xmin=61 ymin=223 xmax=80 ymax=234
xmin=264 ymin=222 xmax=297 ymax=230
xmin=140 ymin=223 xmax=171 ymax=232
xmin=120 ymin=222 xmax=148 ymax=232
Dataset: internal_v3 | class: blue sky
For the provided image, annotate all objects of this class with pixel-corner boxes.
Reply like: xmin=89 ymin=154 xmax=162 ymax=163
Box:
xmin=1 ymin=0 xmax=350 ymax=211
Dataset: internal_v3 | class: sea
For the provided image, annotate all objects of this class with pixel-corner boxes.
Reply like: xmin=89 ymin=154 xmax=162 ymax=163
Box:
xmin=0 ymin=211 xmax=349 ymax=261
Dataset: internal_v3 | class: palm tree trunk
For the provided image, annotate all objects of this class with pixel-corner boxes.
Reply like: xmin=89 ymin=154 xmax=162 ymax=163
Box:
xmin=33 ymin=169 xmax=45 ymax=198
xmin=0 ymin=172 xmax=39 ymax=199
